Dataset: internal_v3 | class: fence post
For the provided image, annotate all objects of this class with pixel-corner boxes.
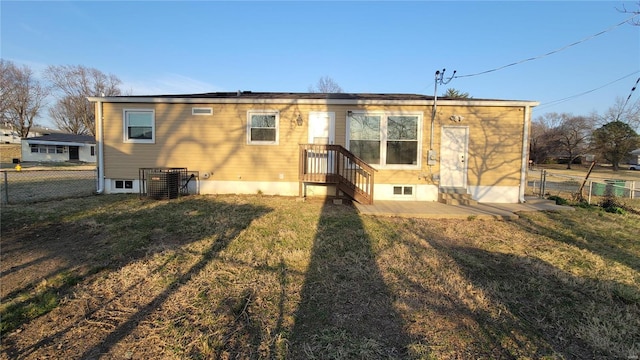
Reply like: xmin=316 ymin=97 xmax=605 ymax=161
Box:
xmin=2 ymin=171 xmax=8 ymax=205
xmin=538 ymin=170 xmax=543 ymax=197
xmin=588 ymin=180 xmax=592 ymax=205
xmin=540 ymin=170 xmax=547 ymax=197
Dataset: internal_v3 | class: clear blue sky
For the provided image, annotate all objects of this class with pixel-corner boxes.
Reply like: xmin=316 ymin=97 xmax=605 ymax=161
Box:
xmin=1 ymin=1 xmax=639 ymax=127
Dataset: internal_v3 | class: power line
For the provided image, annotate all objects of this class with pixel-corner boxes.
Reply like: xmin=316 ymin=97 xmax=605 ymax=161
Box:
xmin=455 ymin=13 xmax=639 ymax=79
xmin=536 ymin=71 xmax=640 ymax=110
xmin=616 ymin=76 xmax=640 ymax=120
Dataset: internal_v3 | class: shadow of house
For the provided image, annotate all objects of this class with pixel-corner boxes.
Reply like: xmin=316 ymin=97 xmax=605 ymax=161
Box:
xmin=1 ymin=196 xmax=272 ymax=359
xmin=290 ymin=201 xmax=412 ymax=358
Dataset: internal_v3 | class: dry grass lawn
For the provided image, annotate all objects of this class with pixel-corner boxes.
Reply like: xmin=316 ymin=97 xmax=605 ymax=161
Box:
xmin=1 ymin=194 xmax=638 ymax=359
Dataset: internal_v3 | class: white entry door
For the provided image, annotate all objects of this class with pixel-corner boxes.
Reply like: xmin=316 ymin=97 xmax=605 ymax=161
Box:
xmin=308 ymin=112 xmax=335 ymax=145
xmin=440 ymin=126 xmax=469 ymax=189
xmin=307 ymin=112 xmax=335 ymax=174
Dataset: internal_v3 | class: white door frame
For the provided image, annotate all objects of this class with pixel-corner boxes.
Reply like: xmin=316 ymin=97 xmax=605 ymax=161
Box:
xmin=307 ymin=112 xmax=336 ymax=174
xmin=308 ymin=112 xmax=335 ymax=144
xmin=440 ymin=126 xmax=469 ymax=189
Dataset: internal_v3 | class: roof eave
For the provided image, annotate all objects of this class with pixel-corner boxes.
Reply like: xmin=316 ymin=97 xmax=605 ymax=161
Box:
xmin=87 ymin=96 xmax=538 ymax=107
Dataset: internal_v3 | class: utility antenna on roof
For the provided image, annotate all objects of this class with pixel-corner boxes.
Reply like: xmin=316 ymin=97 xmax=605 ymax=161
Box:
xmin=436 ymin=68 xmax=456 ymax=86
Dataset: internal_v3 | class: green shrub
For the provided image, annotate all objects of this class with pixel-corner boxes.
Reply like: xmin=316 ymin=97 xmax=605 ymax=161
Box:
xmin=547 ymin=195 xmax=568 ymax=205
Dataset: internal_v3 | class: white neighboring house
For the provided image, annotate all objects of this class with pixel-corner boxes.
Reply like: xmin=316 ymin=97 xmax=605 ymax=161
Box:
xmin=1 ymin=124 xmax=21 ymax=144
xmin=630 ymin=149 xmax=640 ymax=170
xmin=21 ymin=133 xmax=96 ymax=163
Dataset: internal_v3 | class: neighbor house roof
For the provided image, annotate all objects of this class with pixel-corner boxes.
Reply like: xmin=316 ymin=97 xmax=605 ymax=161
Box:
xmin=25 ymin=133 xmax=95 ymax=147
xmin=88 ymin=92 xmax=539 ymax=107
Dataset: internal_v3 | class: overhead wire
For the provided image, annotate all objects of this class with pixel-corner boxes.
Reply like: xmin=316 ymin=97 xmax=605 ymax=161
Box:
xmin=615 ymin=76 xmax=640 ymax=120
xmin=536 ymin=71 xmax=640 ymax=110
xmin=454 ymin=13 xmax=639 ymax=79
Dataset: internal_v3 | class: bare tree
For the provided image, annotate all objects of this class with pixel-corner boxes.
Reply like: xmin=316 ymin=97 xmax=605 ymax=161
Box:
xmin=0 ymin=59 xmax=50 ymax=137
xmin=49 ymin=95 xmax=91 ymax=134
xmin=618 ymin=2 xmax=640 ymax=25
xmin=308 ymin=76 xmax=343 ymax=93
xmin=529 ymin=118 xmax=553 ymax=165
xmin=553 ymin=115 xmax=593 ymax=169
xmin=594 ymin=96 xmax=640 ymax=130
xmin=531 ymin=113 xmax=593 ymax=168
xmin=45 ymin=65 xmax=122 ymax=136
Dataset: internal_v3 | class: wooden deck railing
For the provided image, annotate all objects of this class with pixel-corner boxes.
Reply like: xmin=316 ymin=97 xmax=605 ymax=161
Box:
xmin=299 ymin=144 xmax=376 ymax=204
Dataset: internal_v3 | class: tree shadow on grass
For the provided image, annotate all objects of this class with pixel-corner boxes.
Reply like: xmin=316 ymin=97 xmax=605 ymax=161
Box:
xmin=290 ymin=201 xmax=412 ymax=359
xmin=423 ymin=235 xmax=639 ymax=359
xmin=515 ymin=209 xmax=640 ymax=272
xmin=1 ymin=195 xmax=272 ymax=359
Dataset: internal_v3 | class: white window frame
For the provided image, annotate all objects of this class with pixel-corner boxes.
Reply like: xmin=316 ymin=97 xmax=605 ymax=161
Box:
xmin=192 ymin=107 xmax=213 ymax=116
xmin=247 ymin=110 xmax=279 ymax=145
xmin=123 ymin=109 xmax=155 ymax=144
xmin=393 ymin=185 xmax=414 ymax=196
xmin=346 ymin=111 xmax=422 ymax=170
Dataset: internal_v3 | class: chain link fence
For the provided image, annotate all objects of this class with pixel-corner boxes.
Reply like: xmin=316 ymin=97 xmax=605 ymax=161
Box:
xmin=1 ymin=169 xmax=97 ymax=205
xmin=527 ymin=169 xmax=640 ymax=204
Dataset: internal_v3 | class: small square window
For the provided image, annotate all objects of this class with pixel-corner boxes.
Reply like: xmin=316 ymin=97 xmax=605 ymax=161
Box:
xmin=393 ymin=186 xmax=402 ymax=195
xmin=115 ymin=180 xmax=124 ymax=189
xmin=403 ymin=186 xmax=413 ymax=195
xmin=124 ymin=181 xmax=133 ymax=189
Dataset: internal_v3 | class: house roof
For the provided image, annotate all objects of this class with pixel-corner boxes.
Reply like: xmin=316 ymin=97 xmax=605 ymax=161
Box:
xmin=88 ymin=92 xmax=539 ymax=107
xmin=25 ymin=133 xmax=95 ymax=146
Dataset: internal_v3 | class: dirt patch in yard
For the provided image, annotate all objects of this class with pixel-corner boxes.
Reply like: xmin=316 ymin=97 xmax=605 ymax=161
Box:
xmin=1 ymin=221 xmax=108 ymax=300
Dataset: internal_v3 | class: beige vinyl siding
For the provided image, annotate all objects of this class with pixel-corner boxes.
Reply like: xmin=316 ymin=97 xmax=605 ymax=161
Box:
xmin=101 ymin=100 xmax=528 ymax=189
xmin=103 ymin=103 xmax=307 ymax=181
xmin=434 ymin=105 xmax=526 ymax=187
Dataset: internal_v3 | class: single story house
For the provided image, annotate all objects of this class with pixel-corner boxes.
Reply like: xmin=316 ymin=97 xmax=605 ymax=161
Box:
xmin=630 ymin=149 xmax=640 ymax=165
xmin=21 ymin=133 xmax=96 ymax=163
xmin=88 ymin=92 xmax=538 ymax=204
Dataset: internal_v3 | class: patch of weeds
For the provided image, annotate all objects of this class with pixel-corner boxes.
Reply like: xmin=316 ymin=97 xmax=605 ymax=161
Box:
xmin=547 ymin=195 xmax=568 ymax=205
xmin=467 ymin=215 xmax=478 ymax=221
xmin=0 ymin=271 xmax=81 ymax=333
xmin=599 ymin=196 xmax=626 ymax=214
xmin=575 ymin=200 xmax=595 ymax=209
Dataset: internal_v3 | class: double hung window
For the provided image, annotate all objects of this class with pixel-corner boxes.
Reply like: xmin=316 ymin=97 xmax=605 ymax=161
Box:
xmin=124 ymin=109 xmax=155 ymax=143
xmin=247 ymin=111 xmax=279 ymax=144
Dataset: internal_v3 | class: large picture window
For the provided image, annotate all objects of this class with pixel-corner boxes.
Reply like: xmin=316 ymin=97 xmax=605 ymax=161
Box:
xmin=348 ymin=112 xmax=421 ymax=168
xmin=124 ymin=109 xmax=155 ymax=143
xmin=247 ymin=111 xmax=279 ymax=144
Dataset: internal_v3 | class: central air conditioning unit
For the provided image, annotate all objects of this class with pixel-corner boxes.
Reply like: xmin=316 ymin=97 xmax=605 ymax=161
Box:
xmin=139 ymin=168 xmax=191 ymax=200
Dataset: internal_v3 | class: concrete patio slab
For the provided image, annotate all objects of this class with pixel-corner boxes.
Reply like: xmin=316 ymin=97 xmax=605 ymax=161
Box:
xmin=354 ymin=197 xmax=574 ymax=220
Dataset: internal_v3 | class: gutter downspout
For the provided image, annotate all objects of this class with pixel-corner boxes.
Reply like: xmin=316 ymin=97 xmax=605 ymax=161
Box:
xmin=95 ymin=99 xmax=105 ymax=194
xmin=519 ymin=105 xmax=531 ymax=203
